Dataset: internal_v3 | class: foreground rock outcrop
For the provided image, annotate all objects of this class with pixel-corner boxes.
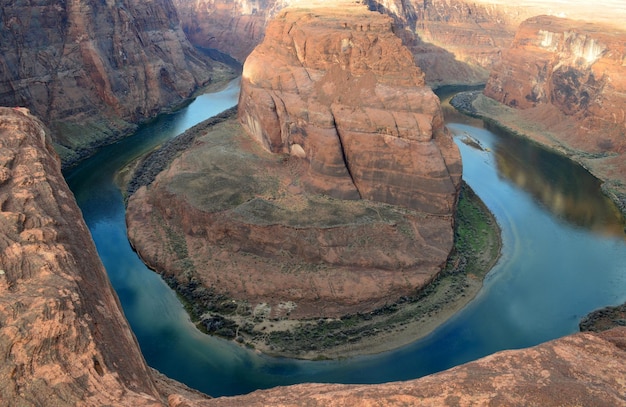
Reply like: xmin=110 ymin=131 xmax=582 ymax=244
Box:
xmin=198 ymin=327 xmax=626 ymax=407
xmin=481 ymin=15 xmax=626 ymax=211
xmin=0 ymin=107 xmax=173 ymax=405
xmin=0 ymin=0 xmax=232 ymax=167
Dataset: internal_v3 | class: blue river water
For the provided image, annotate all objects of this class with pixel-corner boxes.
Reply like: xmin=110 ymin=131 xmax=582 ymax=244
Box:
xmin=65 ymin=79 xmax=626 ymax=397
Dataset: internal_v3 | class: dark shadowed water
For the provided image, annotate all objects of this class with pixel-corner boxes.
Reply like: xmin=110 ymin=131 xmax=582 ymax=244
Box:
xmin=65 ymin=80 xmax=626 ymax=397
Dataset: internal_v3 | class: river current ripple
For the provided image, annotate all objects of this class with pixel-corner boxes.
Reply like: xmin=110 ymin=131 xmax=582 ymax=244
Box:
xmin=65 ymin=80 xmax=626 ymax=397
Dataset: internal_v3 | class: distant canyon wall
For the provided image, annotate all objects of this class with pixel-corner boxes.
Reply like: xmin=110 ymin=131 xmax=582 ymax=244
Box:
xmin=172 ymin=0 xmax=526 ymax=86
xmin=0 ymin=0 xmax=229 ymax=166
xmin=484 ymin=15 xmax=626 ymax=151
xmin=482 ymin=15 xmax=626 ymax=209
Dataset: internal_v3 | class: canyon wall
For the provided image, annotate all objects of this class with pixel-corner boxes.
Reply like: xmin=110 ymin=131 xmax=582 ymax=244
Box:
xmin=482 ymin=15 xmax=626 ymax=210
xmin=0 ymin=107 xmax=163 ymax=405
xmin=484 ymin=16 xmax=626 ymax=147
xmin=0 ymin=0 xmax=230 ymax=167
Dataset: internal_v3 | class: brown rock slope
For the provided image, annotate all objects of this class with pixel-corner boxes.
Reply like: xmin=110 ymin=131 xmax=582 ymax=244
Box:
xmin=0 ymin=0 xmax=231 ymax=167
xmin=482 ymin=15 xmax=626 ymax=210
xmin=0 ymin=107 xmax=160 ymax=405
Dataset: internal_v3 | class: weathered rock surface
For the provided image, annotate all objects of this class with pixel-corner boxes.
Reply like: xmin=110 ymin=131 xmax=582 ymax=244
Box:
xmin=239 ymin=1 xmax=462 ymax=213
xmin=0 ymin=0 xmax=232 ymax=167
xmin=482 ymin=15 xmax=626 ymax=211
xmin=0 ymin=107 xmax=166 ymax=405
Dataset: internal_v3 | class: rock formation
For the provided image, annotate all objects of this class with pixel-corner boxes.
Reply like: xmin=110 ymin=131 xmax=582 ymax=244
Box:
xmin=0 ymin=0 xmax=232 ymax=167
xmin=196 ymin=327 xmax=626 ymax=407
xmin=3 ymin=102 xmax=626 ymax=407
xmin=239 ymin=1 xmax=462 ymax=213
xmin=482 ymin=15 xmax=626 ymax=210
xmin=0 ymin=107 xmax=173 ymax=405
xmin=126 ymin=1 xmax=463 ymax=357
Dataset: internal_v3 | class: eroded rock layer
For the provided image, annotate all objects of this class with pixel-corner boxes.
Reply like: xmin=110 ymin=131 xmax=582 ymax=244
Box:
xmin=0 ymin=0 xmax=230 ymax=166
xmin=238 ymin=1 xmax=462 ymax=214
xmin=0 ymin=107 xmax=165 ymax=405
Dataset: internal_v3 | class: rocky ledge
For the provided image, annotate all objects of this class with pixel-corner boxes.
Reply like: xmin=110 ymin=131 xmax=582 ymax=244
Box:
xmin=0 ymin=107 xmax=215 ymax=405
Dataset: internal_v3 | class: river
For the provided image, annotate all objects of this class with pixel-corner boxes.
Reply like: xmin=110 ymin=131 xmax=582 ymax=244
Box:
xmin=64 ymin=79 xmax=626 ymax=397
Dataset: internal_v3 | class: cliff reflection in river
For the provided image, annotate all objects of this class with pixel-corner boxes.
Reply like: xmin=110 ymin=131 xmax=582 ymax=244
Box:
xmin=489 ymin=122 xmax=626 ymax=238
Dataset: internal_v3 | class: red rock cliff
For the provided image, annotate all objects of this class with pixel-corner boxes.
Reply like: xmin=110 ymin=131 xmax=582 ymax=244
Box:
xmin=485 ymin=16 xmax=626 ymax=143
xmin=0 ymin=107 xmax=165 ymax=405
xmin=0 ymin=0 xmax=230 ymax=166
xmin=238 ymin=1 xmax=462 ymax=214
xmin=482 ymin=16 xmax=626 ymax=209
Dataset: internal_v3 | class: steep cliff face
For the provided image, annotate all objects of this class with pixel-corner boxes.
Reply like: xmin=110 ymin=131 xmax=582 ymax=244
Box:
xmin=365 ymin=0 xmax=527 ymax=85
xmin=0 ymin=0 xmax=230 ymax=166
xmin=485 ymin=16 xmax=626 ymax=137
xmin=0 ymin=107 xmax=164 ymax=405
xmin=171 ymin=0 xmax=284 ymax=62
xmin=239 ymin=1 xmax=462 ymax=213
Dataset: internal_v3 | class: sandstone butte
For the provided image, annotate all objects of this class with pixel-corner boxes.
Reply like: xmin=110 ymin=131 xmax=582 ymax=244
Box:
xmin=0 ymin=0 xmax=234 ymax=168
xmin=480 ymin=15 xmax=626 ymax=212
xmin=126 ymin=0 xmax=464 ymax=357
xmin=2 ymin=105 xmax=626 ymax=407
